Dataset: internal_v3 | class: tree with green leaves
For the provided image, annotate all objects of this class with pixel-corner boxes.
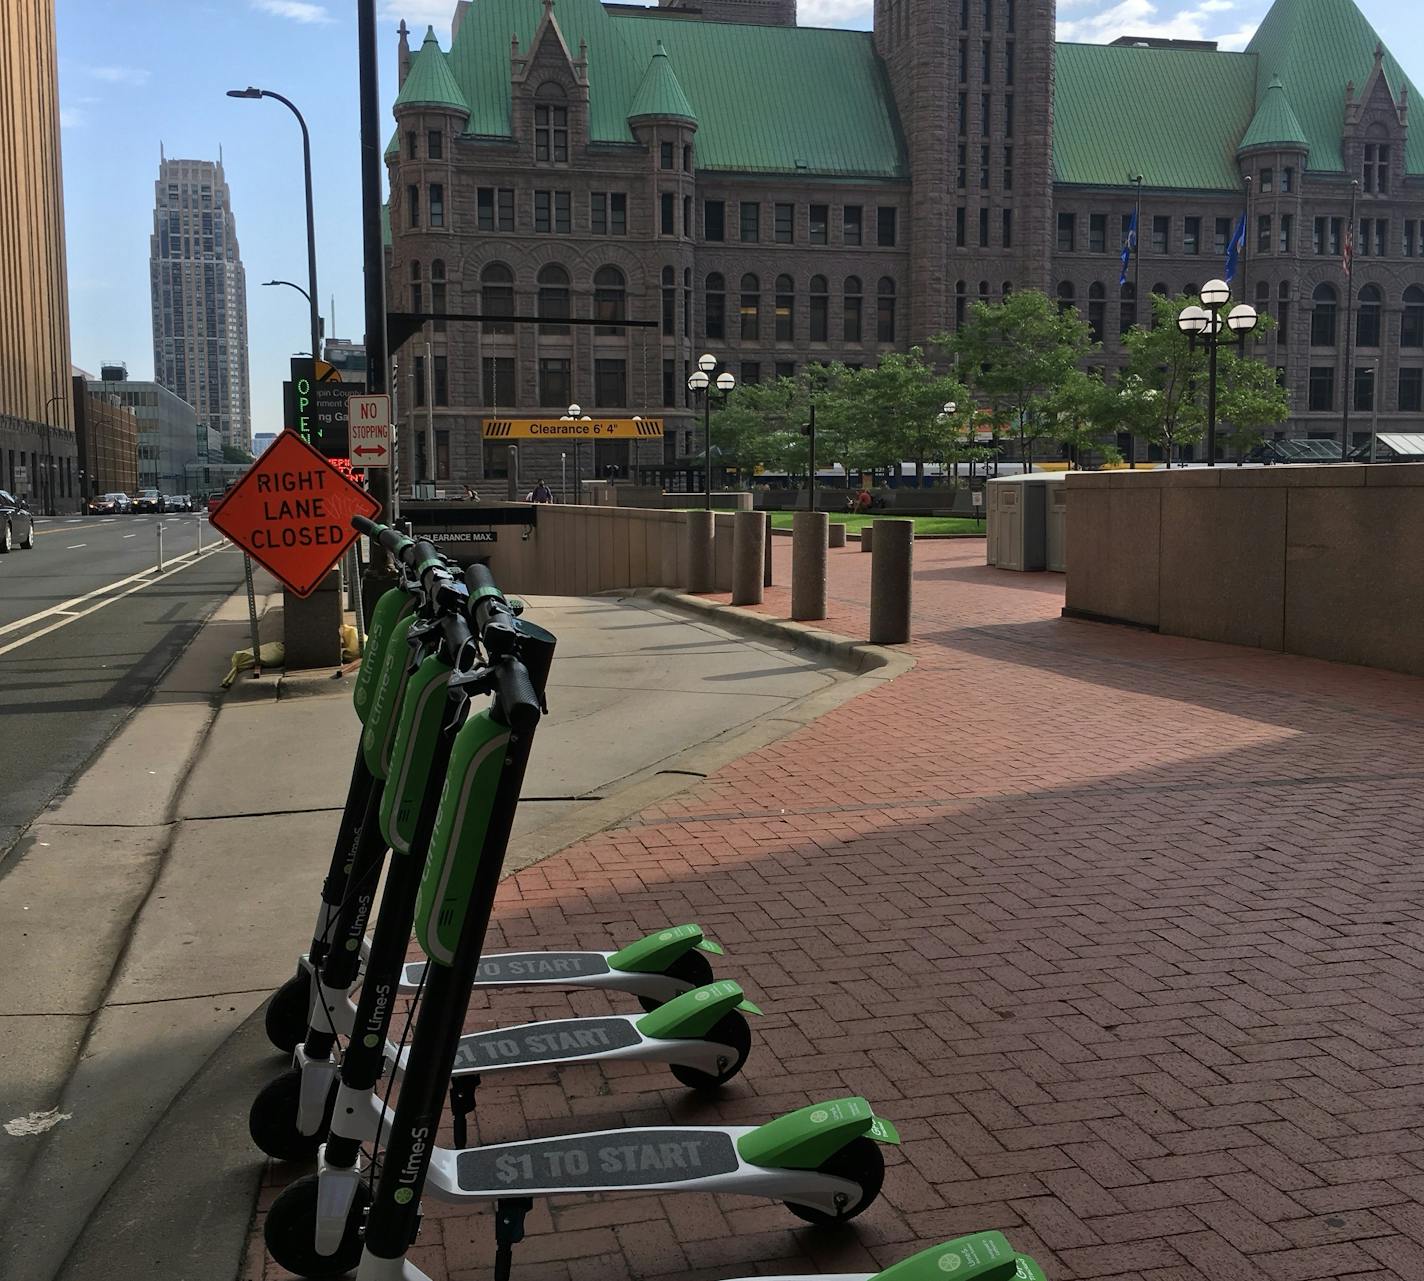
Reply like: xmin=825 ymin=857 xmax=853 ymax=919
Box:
xmin=833 ymin=347 xmax=966 ymax=485
xmin=944 ymin=290 xmax=1098 ymax=471
xmin=222 ymin=443 xmax=255 ymax=464
xmin=1044 ymin=367 xmax=1114 ymax=466
xmin=1216 ymin=328 xmax=1290 ymax=460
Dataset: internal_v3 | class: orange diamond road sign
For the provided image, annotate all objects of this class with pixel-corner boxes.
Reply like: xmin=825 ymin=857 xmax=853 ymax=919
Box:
xmin=211 ymin=430 xmax=381 ymax=597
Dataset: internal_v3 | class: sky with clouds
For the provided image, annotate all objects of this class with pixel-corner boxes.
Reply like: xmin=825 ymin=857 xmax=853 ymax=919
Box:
xmin=55 ymin=0 xmax=1420 ymax=438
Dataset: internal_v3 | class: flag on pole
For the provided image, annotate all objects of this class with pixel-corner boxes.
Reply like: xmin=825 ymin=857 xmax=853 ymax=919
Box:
xmin=1119 ymin=209 xmax=1138 ymax=287
xmin=1343 ymin=220 xmax=1355 ymax=277
xmin=1224 ymin=212 xmax=1247 ymax=283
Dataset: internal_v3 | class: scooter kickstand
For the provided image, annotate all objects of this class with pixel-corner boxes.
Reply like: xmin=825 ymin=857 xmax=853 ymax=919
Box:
xmin=493 ymin=1197 xmax=532 ymax=1281
xmin=449 ymin=1075 xmax=480 ymax=1149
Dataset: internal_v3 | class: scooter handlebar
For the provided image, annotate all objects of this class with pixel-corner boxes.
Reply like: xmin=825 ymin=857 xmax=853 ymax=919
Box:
xmin=492 ymin=656 xmax=541 ymax=736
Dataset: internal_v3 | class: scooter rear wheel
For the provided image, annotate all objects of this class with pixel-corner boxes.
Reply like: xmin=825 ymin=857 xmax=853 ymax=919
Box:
xmin=264 ymin=1172 xmax=369 ymax=1278
xmin=636 ymin=949 xmax=715 ymax=1013
xmin=265 ymin=972 xmax=313 ymax=1054
xmin=668 ymin=1011 xmax=752 ymax=1091
xmin=249 ymin=1068 xmax=337 ymax=1161
xmin=784 ymin=1137 xmax=885 ymax=1226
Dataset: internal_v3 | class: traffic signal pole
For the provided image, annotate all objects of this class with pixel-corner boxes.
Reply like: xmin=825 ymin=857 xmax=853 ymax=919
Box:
xmin=358 ymin=0 xmax=394 ymax=617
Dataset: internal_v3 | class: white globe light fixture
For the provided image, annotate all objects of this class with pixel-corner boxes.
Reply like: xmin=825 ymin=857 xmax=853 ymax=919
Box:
xmin=1177 ymin=304 xmax=1209 ymax=335
xmin=687 ymin=369 xmax=709 ymax=392
xmin=567 ymin=403 xmax=581 ymax=417
xmin=716 ymin=371 xmax=735 ymax=393
xmin=1226 ymin=303 xmax=1258 ymax=335
xmin=1200 ymin=278 xmax=1231 ymax=308
xmin=698 ymin=352 xmax=717 ymax=374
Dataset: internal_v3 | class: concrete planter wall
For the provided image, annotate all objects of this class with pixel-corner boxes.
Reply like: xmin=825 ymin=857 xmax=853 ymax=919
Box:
xmin=1063 ymin=464 xmax=1424 ymax=676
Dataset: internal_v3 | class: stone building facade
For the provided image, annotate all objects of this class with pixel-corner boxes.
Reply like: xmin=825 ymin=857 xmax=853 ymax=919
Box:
xmin=386 ymin=0 xmax=1424 ymax=481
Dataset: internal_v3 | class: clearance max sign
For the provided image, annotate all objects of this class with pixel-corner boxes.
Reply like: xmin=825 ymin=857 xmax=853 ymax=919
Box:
xmin=483 ymin=418 xmax=664 ymax=440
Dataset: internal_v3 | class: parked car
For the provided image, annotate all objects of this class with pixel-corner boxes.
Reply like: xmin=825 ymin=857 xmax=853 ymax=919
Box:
xmin=170 ymin=494 xmax=193 ymax=512
xmin=132 ymin=488 xmax=165 ymax=513
xmin=0 ymin=489 xmax=35 ymax=552
xmin=87 ymin=492 xmax=132 ymax=515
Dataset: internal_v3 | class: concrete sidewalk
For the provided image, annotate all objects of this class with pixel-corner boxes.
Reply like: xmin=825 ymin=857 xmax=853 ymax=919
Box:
xmin=247 ymin=538 xmax=1424 ymax=1281
xmin=0 ymin=588 xmax=860 ymax=1281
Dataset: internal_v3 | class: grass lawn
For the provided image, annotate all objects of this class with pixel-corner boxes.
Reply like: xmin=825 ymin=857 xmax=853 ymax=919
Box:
xmin=766 ymin=512 xmax=984 ymax=536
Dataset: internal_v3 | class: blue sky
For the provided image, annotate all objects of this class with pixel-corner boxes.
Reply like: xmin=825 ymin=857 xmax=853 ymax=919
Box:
xmin=57 ymin=0 xmax=1421 ymax=437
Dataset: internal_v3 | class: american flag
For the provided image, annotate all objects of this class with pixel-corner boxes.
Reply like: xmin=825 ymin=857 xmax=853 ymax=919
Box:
xmin=1343 ymin=220 xmax=1354 ymax=277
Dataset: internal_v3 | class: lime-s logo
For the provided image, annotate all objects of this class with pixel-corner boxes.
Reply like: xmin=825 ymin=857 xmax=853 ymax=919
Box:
xmin=394 ymin=1187 xmax=413 ymax=1204
xmin=810 ymin=1109 xmax=829 ymax=1124
xmin=938 ymin=1254 xmax=963 ymax=1273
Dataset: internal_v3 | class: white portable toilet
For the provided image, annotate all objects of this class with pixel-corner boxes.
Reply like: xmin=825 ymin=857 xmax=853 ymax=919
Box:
xmin=987 ymin=474 xmax=1066 ymax=571
xmin=1044 ymin=475 xmax=1067 ymax=573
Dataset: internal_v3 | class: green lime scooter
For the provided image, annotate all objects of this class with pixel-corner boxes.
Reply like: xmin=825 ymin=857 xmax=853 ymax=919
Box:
xmin=263 ymin=536 xmax=899 ymax=1280
xmin=728 ymin=1233 xmax=1047 ymax=1281
xmin=251 ymin=531 xmax=756 ymax=1163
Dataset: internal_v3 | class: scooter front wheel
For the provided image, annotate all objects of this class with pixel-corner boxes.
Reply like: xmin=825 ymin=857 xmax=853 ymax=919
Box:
xmin=784 ymin=1136 xmax=885 ymax=1226
xmin=264 ymin=971 xmax=313 ymax=1053
xmin=264 ymin=1172 xmax=369 ymax=1278
xmin=668 ymin=1011 xmax=752 ymax=1091
xmin=636 ymin=948 xmax=715 ymax=1013
xmin=249 ymin=1068 xmax=336 ymax=1161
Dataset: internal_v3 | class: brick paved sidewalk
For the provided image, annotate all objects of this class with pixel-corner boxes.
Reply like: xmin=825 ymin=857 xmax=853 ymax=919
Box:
xmin=248 ymin=537 xmax=1424 ymax=1281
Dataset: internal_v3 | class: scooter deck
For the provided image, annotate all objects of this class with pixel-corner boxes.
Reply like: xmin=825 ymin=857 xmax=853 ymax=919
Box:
xmin=389 ymin=1012 xmax=736 ymax=1079
xmin=420 ymin=1122 xmax=864 ymax=1218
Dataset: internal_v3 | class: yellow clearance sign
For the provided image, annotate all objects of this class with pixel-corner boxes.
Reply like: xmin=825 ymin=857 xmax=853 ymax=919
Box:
xmin=484 ymin=418 xmax=664 ymax=440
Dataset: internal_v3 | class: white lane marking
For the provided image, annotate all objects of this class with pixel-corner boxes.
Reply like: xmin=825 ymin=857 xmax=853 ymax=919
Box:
xmin=122 ymin=533 xmax=136 ymax=539
xmin=66 ymin=518 xmax=82 ymax=523
xmin=0 ymin=545 xmax=235 ymax=659
xmin=66 ymin=543 xmax=87 ymax=550
xmin=0 ymin=543 xmax=221 ymax=640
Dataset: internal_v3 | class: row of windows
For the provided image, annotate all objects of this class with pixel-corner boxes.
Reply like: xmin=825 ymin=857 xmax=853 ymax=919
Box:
xmin=958 ymin=144 xmax=1014 ymax=193
xmin=703 ymin=200 xmax=897 ymax=246
xmin=957 ymin=37 xmax=1016 ymax=85
xmin=703 ymin=274 xmax=897 ymax=343
xmin=1307 ymin=365 xmax=1422 ymax=412
xmin=1305 ymin=283 xmax=1424 ymax=348
xmin=957 ymin=206 xmax=1015 ymax=249
xmin=957 ymin=90 xmax=1014 ymax=138
xmin=959 ymin=0 xmax=1015 ymax=31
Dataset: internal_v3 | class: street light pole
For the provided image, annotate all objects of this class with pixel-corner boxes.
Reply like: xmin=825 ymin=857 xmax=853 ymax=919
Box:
xmin=227 ymin=89 xmax=321 ymax=370
xmin=43 ymin=393 xmax=65 ymax=515
xmin=1178 ymin=280 xmax=1257 ymax=465
xmin=687 ymin=353 xmax=733 ymax=510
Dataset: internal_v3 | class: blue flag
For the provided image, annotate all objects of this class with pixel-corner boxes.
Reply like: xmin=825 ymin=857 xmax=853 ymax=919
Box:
xmin=1118 ymin=209 xmax=1138 ymax=287
xmin=1224 ymin=211 xmax=1247 ymax=283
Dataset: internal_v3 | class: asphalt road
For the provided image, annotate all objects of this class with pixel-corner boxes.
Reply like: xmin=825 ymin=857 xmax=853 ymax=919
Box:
xmin=0 ymin=514 xmax=248 ymax=857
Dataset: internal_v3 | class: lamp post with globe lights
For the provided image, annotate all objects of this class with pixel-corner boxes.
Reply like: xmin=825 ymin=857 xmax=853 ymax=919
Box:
xmin=688 ymin=353 xmax=735 ymax=509
xmin=1177 ymin=280 xmax=1257 ymax=465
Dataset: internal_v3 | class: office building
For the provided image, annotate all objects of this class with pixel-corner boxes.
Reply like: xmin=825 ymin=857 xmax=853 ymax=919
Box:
xmin=150 ymin=153 xmax=252 ymax=452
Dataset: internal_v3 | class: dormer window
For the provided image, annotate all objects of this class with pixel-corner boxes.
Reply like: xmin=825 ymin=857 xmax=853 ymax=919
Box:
xmin=534 ymin=86 xmax=568 ymax=163
xmin=1363 ymin=137 xmax=1390 ymax=194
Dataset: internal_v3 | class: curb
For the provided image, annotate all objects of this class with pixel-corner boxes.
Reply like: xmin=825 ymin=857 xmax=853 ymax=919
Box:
xmin=635 ymin=587 xmax=916 ymax=681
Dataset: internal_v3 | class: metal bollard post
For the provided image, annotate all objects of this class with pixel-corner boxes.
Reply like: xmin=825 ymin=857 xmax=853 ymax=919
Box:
xmin=791 ymin=511 xmax=828 ymax=621
xmin=244 ymin=553 xmax=263 ymax=678
xmin=156 ymin=521 xmax=165 ymax=572
xmin=197 ymin=512 xmax=204 ymax=553
xmin=869 ymin=518 xmax=914 ymax=644
xmin=763 ymin=511 xmax=773 ymax=587
xmin=686 ymin=510 xmax=715 ymax=593
xmin=731 ymin=509 xmax=765 ymax=606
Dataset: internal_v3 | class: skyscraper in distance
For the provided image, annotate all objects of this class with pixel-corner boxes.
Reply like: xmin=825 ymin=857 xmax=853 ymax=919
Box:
xmin=149 ymin=152 xmax=251 ymax=452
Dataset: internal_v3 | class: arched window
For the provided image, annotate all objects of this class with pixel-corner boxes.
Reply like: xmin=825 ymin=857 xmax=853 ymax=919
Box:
xmin=1311 ymin=282 xmax=1338 ymax=347
xmin=594 ymin=265 xmax=626 ymax=334
xmin=662 ymin=265 xmax=676 ymax=337
xmin=481 ymin=262 xmax=514 ymax=335
xmin=537 ymin=263 xmax=569 ymax=334
xmin=1403 ymin=285 xmax=1424 ymax=348
xmin=775 ymin=274 xmax=794 ymax=342
xmin=844 ymin=276 xmax=863 ymax=342
xmin=955 ymin=279 xmax=967 ymax=330
xmin=409 ymin=260 xmax=422 ymax=314
xmin=706 ymin=272 xmax=726 ymax=341
xmin=1056 ymin=280 xmax=1075 ymax=314
xmin=1357 ymin=284 xmax=1383 ymax=347
xmin=431 ymin=259 xmax=447 ymax=332
xmin=809 ymin=275 xmax=829 ymax=343
xmin=740 ymin=273 xmax=760 ymax=340
xmin=877 ymin=276 xmax=896 ymax=342
xmin=1087 ymin=281 xmax=1105 ymax=343
xmin=534 ymin=84 xmax=568 ymax=163
xmin=1119 ymin=281 xmax=1136 ymax=334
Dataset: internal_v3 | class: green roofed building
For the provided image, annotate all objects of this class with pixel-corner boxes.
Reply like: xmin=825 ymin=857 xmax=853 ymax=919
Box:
xmin=387 ymin=0 xmax=1424 ymax=483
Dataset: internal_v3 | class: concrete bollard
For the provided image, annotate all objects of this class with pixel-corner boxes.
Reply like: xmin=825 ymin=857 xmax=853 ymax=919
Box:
xmin=860 ymin=524 xmax=873 ymax=552
xmin=731 ymin=509 xmax=765 ymax=606
xmin=763 ymin=511 xmax=774 ymax=587
xmin=687 ymin=510 xmax=716 ymax=593
xmin=869 ymin=518 xmax=914 ymax=644
xmin=828 ymin=522 xmax=847 ymax=549
xmin=791 ymin=511 xmax=828 ymax=621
